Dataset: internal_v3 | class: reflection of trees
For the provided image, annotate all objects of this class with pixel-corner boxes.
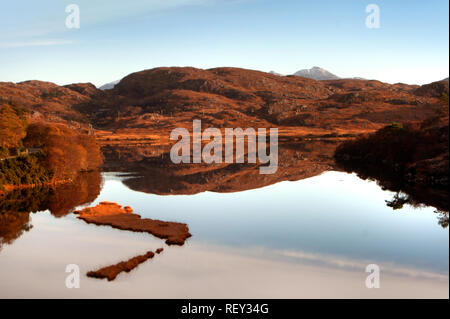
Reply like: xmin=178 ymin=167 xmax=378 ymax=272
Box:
xmin=335 ymin=120 xmax=449 ymax=227
xmin=336 ymin=153 xmax=449 ymax=228
xmin=0 ymin=212 xmax=32 ymax=251
xmin=0 ymin=171 xmax=102 ymax=250
xmin=47 ymin=171 xmax=102 ymax=217
xmin=385 ymin=192 xmax=449 ymax=229
xmin=435 ymin=210 xmax=449 ymax=229
xmin=385 ymin=193 xmax=410 ymax=210
xmin=337 ymin=162 xmax=449 ymax=213
xmin=385 ymin=192 xmax=424 ymax=210
xmin=0 ymin=171 xmax=102 ymax=216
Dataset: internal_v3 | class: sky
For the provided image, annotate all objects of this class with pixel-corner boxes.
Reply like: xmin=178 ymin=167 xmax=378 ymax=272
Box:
xmin=0 ymin=0 xmax=448 ymax=87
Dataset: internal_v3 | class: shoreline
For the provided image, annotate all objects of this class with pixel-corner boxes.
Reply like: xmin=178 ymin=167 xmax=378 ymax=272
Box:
xmin=0 ymin=175 xmax=95 ymax=198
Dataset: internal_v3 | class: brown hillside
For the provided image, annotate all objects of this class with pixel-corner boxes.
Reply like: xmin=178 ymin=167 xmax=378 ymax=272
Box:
xmin=0 ymin=80 xmax=99 ymax=124
xmin=1 ymin=67 xmax=447 ymax=143
xmin=76 ymin=67 xmax=446 ymax=140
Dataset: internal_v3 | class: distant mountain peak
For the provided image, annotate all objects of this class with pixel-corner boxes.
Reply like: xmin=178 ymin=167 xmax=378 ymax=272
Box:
xmin=269 ymin=71 xmax=283 ymax=76
xmin=99 ymin=80 xmax=120 ymax=90
xmin=293 ymin=67 xmax=340 ymax=80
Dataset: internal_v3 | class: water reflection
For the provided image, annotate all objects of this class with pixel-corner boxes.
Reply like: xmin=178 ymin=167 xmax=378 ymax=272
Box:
xmin=1 ymin=170 xmax=447 ymax=298
xmin=0 ymin=211 xmax=32 ymax=250
xmin=0 ymin=171 xmax=101 ymax=250
xmin=100 ymin=140 xmax=449 ymax=229
xmin=385 ymin=192 xmax=448 ymax=228
xmin=0 ymin=140 xmax=448 ymax=298
xmin=102 ymin=141 xmax=338 ymax=194
xmin=336 ymin=156 xmax=449 ymax=213
xmin=1 ymin=138 xmax=447 ymax=255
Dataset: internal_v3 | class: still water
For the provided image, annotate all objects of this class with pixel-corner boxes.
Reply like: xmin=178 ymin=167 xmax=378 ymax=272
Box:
xmin=0 ymin=169 xmax=448 ymax=298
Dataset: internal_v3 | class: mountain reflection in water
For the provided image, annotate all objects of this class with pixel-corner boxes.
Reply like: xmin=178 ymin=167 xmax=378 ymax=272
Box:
xmin=1 ymin=140 xmax=448 ymax=254
xmin=101 ymin=141 xmax=337 ymax=195
xmin=0 ymin=140 xmax=448 ymax=298
xmin=100 ymin=140 xmax=448 ymax=225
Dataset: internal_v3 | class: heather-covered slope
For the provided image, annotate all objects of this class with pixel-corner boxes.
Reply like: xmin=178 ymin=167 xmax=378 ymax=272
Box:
xmin=0 ymin=81 xmax=100 ymax=124
xmin=2 ymin=67 xmax=447 ymax=140
xmin=1 ymin=67 xmax=448 ymax=196
xmin=71 ymin=67 xmax=446 ymax=139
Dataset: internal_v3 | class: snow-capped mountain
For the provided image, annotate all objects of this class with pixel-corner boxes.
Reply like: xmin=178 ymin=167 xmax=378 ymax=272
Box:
xmin=269 ymin=71 xmax=284 ymax=76
xmin=293 ymin=66 xmax=340 ymax=80
xmin=99 ymin=80 xmax=120 ymax=90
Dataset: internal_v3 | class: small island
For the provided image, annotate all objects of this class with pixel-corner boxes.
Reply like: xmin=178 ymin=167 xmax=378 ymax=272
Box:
xmin=74 ymin=201 xmax=191 ymax=245
xmin=75 ymin=201 xmax=190 ymax=281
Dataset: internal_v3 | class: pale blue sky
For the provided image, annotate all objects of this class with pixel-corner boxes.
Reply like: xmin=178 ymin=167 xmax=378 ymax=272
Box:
xmin=0 ymin=0 xmax=448 ymax=87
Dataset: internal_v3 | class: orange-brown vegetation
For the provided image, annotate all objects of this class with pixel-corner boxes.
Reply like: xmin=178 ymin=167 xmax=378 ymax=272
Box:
xmin=76 ymin=201 xmax=190 ymax=281
xmin=2 ymin=67 xmax=448 ymax=209
xmin=87 ymin=250 xmax=160 ymax=281
xmin=0 ymin=104 xmax=27 ymax=153
xmin=77 ymin=68 xmax=447 ymax=144
xmin=74 ymin=202 xmax=191 ymax=245
xmin=1 ymin=100 xmax=103 ymax=191
xmin=2 ymin=67 xmax=448 ymax=147
xmin=23 ymin=122 xmax=103 ymax=181
xmin=0 ymin=80 xmax=96 ymax=125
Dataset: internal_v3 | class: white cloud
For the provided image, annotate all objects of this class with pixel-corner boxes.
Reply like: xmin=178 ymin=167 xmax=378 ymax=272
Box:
xmin=280 ymin=249 xmax=449 ymax=281
xmin=0 ymin=40 xmax=73 ymax=48
xmin=0 ymin=0 xmax=216 ymax=41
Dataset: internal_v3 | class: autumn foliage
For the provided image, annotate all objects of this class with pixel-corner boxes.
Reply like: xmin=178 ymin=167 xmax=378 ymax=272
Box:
xmin=24 ymin=123 xmax=103 ymax=181
xmin=1 ymin=120 xmax=103 ymax=189
xmin=0 ymin=104 xmax=27 ymax=155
